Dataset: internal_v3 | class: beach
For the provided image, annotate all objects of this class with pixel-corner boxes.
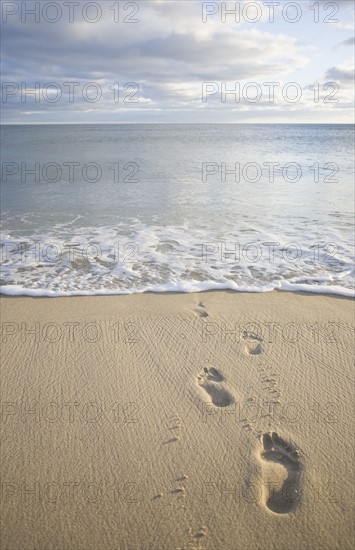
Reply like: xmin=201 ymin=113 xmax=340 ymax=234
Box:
xmin=2 ymin=0 xmax=355 ymax=547
xmin=1 ymin=290 xmax=353 ymax=550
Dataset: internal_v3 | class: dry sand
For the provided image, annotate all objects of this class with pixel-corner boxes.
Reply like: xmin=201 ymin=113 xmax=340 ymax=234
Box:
xmin=0 ymin=290 xmax=354 ymax=550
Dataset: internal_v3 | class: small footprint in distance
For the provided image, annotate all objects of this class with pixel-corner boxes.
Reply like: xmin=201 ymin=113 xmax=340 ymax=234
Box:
xmin=197 ymin=367 xmax=234 ymax=407
xmin=243 ymin=331 xmax=263 ymax=355
xmin=194 ymin=309 xmax=208 ymax=318
xmin=259 ymin=432 xmax=301 ymax=514
xmin=194 ymin=302 xmax=209 ymax=318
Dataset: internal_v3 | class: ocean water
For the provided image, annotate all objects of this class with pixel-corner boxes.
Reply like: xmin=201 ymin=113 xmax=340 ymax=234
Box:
xmin=0 ymin=124 xmax=354 ymax=297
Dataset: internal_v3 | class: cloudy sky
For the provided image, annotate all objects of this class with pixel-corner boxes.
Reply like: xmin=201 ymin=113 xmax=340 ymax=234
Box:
xmin=1 ymin=0 xmax=354 ymax=123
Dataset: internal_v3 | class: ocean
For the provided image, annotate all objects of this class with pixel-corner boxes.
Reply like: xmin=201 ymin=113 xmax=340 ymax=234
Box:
xmin=1 ymin=123 xmax=354 ymax=296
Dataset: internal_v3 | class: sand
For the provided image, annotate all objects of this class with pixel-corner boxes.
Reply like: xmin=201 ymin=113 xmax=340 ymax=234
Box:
xmin=0 ymin=290 xmax=354 ymax=550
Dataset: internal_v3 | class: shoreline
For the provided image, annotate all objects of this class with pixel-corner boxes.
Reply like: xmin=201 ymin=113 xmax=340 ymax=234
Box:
xmin=1 ymin=287 xmax=354 ymax=299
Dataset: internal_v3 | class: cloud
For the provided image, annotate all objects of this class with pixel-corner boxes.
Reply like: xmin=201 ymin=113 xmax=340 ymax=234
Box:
xmin=326 ymin=64 xmax=355 ymax=82
xmin=0 ymin=0 xmax=353 ymax=123
xmin=337 ymin=37 xmax=355 ymax=47
xmin=1 ymin=4 xmax=309 ymax=96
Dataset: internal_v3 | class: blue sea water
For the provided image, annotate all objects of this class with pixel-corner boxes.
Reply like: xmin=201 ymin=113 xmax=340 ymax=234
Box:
xmin=0 ymin=124 xmax=354 ymax=296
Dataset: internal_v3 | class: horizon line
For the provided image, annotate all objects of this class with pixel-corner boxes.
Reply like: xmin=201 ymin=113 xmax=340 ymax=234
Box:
xmin=1 ymin=122 xmax=354 ymax=126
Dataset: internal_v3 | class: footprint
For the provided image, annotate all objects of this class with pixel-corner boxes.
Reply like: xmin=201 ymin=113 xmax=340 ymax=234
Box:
xmin=243 ymin=331 xmax=263 ymax=355
xmin=194 ymin=302 xmax=209 ymax=317
xmin=259 ymin=432 xmax=301 ymax=514
xmin=197 ymin=367 xmax=234 ymax=407
xmin=245 ymin=341 xmax=263 ymax=355
xmin=162 ymin=436 xmax=180 ymax=444
xmin=194 ymin=308 xmax=209 ymax=318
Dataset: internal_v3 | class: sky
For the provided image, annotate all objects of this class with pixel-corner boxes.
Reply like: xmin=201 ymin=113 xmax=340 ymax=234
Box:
xmin=1 ymin=0 xmax=354 ymax=123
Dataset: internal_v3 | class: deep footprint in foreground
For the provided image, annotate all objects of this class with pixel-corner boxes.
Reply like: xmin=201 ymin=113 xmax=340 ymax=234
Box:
xmin=259 ymin=432 xmax=301 ymax=514
xmin=197 ymin=367 xmax=234 ymax=407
